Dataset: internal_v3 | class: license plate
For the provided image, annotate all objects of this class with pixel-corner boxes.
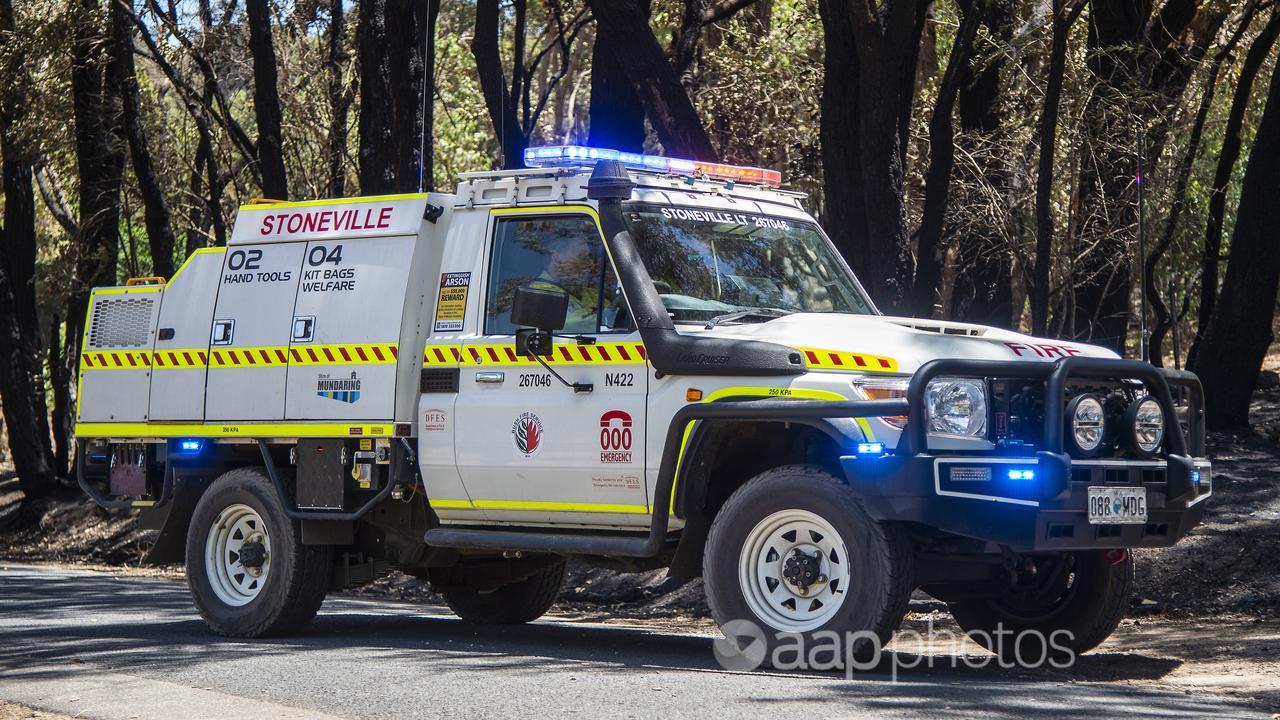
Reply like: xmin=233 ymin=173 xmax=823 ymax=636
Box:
xmin=1088 ymin=486 xmax=1147 ymax=525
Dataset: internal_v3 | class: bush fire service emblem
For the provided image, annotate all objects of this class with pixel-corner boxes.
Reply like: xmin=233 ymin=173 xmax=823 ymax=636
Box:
xmin=511 ymin=411 xmax=544 ymax=458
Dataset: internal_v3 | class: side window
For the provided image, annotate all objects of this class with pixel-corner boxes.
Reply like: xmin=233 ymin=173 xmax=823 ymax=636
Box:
xmin=485 ymin=215 xmax=630 ymax=335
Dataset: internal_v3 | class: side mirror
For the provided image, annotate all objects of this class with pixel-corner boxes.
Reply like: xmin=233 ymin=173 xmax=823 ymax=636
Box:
xmin=512 ymin=285 xmax=569 ymax=358
xmin=512 ymin=285 xmax=568 ymax=331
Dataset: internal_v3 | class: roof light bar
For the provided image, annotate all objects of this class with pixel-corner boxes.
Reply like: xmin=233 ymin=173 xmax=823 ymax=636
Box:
xmin=523 ymin=145 xmax=782 ymax=187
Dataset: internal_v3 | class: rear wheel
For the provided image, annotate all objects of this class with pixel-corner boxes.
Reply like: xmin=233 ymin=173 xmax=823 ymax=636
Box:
xmin=441 ymin=559 xmax=566 ymax=624
xmin=703 ymin=465 xmax=913 ymax=667
xmin=186 ymin=467 xmax=332 ymax=637
xmin=947 ymin=549 xmax=1133 ymax=663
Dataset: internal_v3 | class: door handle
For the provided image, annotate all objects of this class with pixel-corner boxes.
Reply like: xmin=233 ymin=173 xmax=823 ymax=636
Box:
xmin=475 ymin=371 xmax=505 ymax=384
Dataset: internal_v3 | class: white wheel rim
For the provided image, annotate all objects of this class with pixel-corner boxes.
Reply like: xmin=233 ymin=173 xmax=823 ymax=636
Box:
xmin=738 ymin=509 xmax=851 ymax=633
xmin=204 ymin=503 xmax=272 ymax=607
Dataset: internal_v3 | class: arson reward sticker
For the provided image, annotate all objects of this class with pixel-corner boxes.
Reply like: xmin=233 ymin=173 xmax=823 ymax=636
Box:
xmin=433 ymin=272 xmax=470 ymax=332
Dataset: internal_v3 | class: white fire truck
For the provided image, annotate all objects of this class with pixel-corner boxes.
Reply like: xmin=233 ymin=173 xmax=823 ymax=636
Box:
xmin=76 ymin=146 xmax=1211 ymax=660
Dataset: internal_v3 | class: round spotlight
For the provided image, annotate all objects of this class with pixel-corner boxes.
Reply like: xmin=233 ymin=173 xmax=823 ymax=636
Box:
xmin=1065 ymin=394 xmax=1106 ymax=457
xmin=1124 ymin=396 xmax=1165 ymax=457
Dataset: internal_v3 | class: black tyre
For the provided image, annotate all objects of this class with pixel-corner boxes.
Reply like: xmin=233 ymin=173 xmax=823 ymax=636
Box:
xmin=185 ymin=467 xmax=332 ymax=637
xmin=441 ymin=560 xmax=566 ymax=624
xmin=703 ymin=465 xmax=913 ymax=666
xmin=947 ymin=549 xmax=1133 ymax=663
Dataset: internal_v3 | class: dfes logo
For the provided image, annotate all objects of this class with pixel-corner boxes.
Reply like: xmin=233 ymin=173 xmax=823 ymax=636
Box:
xmin=599 ymin=410 xmax=633 ymax=464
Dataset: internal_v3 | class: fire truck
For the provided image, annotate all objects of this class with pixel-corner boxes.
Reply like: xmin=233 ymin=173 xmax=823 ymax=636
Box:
xmin=76 ymin=146 xmax=1210 ymax=661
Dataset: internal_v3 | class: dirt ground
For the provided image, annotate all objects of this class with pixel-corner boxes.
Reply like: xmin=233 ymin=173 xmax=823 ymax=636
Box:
xmin=3 ymin=389 xmax=1280 ymax=714
xmin=0 ymin=702 xmax=73 ymax=720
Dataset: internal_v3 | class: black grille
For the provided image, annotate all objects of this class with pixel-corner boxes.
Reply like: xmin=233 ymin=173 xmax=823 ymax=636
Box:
xmin=420 ymin=368 xmax=459 ymax=393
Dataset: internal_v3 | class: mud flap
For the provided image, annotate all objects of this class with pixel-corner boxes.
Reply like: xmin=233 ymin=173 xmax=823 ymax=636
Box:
xmin=141 ymin=472 xmax=214 ymax=565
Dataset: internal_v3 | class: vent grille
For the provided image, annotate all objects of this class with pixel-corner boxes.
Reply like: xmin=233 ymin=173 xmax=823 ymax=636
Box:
xmin=421 ymin=368 xmax=459 ymax=393
xmin=88 ymin=297 xmax=154 ymax=348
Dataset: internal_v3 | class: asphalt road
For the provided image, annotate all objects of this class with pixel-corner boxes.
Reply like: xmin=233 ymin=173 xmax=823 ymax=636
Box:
xmin=0 ymin=564 xmax=1266 ymax=720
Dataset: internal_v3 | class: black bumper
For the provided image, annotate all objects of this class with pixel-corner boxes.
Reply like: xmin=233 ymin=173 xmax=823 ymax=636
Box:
xmin=840 ymin=453 xmax=1211 ymax=551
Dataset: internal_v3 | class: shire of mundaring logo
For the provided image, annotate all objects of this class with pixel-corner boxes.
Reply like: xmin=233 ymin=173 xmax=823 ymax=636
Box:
xmin=712 ymin=618 xmax=1077 ymax=678
xmin=317 ymin=372 xmax=361 ymax=403
xmin=512 ymin=411 xmax=544 ymax=458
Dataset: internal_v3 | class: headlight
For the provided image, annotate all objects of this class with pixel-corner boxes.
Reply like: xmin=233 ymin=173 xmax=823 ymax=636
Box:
xmin=925 ymin=378 xmax=987 ymax=437
xmin=1124 ymin=396 xmax=1165 ymax=456
xmin=1065 ymin=394 xmax=1106 ymax=456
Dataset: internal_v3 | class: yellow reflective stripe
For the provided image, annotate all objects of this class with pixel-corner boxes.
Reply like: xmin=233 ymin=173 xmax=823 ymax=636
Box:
xmin=240 ymin=193 xmax=428 ymax=211
xmin=151 ymin=349 xmax=209 ymax=369
xmin=74 ymin=422 xmax=393 ymax=438
xmin=428 ymin=499 xmax=475 ymax=510
xmin=79 ymin=350 xmax=154 ymax=370
xmin=210 ymin=347 xmax=290 ymax=367
xmin=797 ymin=347 xmax=899 ymax=372
xmin=168 ymin=247 xmax=226 ymax=286
xmin=91 ymin=286 xmax=163 ymax=296
xmin=289 ymin=343 xmax=398 ymax=365
xmin=422 ymin=345 xmax=462 ymax=366
xmin=471 ymin=499 xmax=649 ymax=514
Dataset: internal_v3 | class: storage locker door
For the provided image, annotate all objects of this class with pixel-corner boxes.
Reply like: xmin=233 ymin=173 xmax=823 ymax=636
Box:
xmin=284 ymin=236 xmax=416 ymax=420
xmin=148 ymin=249 xmax=223 ymax=421
xmin=204 ymin=243 xmax=306 ymax=421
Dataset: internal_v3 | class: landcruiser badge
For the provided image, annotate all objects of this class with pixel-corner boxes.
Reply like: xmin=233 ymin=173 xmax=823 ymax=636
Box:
xmin=317 ymin=372 xmax=361 ymax=403
xmin=512 ymin=411 xmax=544 ymax=458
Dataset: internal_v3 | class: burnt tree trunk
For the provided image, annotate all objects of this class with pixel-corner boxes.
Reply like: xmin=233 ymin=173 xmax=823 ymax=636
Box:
xmin=818 ymin=0 xmax=927 ymax=310
xmin=0 ymin=0 xmax=56 ymax=497
xmin=326 ymin=0 xmax=353 ymax=196
xmin=68 ymin=0 xmax=126 ymax=384
xmin=111 ymin=0 xmax=176 ymax=278
xmin=472 ymin=0 xmax=526 ymax=169
xmin=1192 ymin=9 xmax=1280 ymax=360
xmin=246 ymin=0 xmax=288 ymax=199
xmin=588 ymin=22 xmax=647 ymax=152
xmin=911 ymin=0 xmax=981 ymax=318
xmin=588 ymin=0 xmax=718 ymax=160
xmin=1031 ymin=0 xmax=1082 ymax=336
xmin=1189 ymin=57 xmax=1280 ymax=429
xmin=357 ymin=0 xmax=433 ymax=193
xmin=949 ymin=0 xmax=1018 ymax=329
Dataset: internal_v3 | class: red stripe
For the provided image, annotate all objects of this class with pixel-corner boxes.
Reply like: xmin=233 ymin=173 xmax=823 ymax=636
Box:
xmin=128 ymin=353 xmax=138 ymax=367
xmin=804 ymin=350 xmax=819 ymax=365
xmin=450 ymin=347 xmax=461 ymax=360
xmin=558 ymin=346 xmax=572 ymax=361
xmin=83 ymin=355 xmax=94 ymax=367
xmin=307 ymin=348 xmax=319 ymax=363
xmin=339 ymin=347 xmax=351 ymax=362
xmin=878 ymin=358 xmax=892 ymax=368
xmin=323 ymin=347 xmax=335 ymax=362
xmin=636 ymin=345 xmax=646 ymax=360
xmin=260 ymin=349 xmax=273 ymax=364
xmin=356 ymin=347 xmax=368 ymax=361
xmin=597 ymin=346 xmax=612 ymax=361
xmin=504 ymin=347 xmax=517 ymax=361
xmin=616 ymin=345 xmax=630 ymax=361
xmin=577 ymin=346 xmax=592 ymax=361
xmin=152 ymin=353 xmax=163 ymax=367
xmin=853 ymin=355 xmax=867 ymax=367
xmin=828 ymin=353 xmax=842 ymax=366
xmin=197 ymin=352 xmax=207 ymax=365
xmin=433 ymin=348 xmax=446 ymax=362
xmin=139 ymin=353 xmax=150 ymax=366
xmin=244 ymin=351 xmax=256 ymax=365
xmin=111 ymin=354 xmax=122 ymax=367
xmin=275 ymin=349 xmax=287 ymax=363
xmin=291 ymin=348 xmax=302 ymax=362
xmin=389 ymin=346 xmax=398 ymax=359
xmin=468 ymin=347 xmax=481 ymax=362
xmin=487 ymin=347 xmax=500 ymax=362
xmin=372 ymin=346 xmax=385 ymax=361
xmin=229 ymin=351 xmax=240 ymax=365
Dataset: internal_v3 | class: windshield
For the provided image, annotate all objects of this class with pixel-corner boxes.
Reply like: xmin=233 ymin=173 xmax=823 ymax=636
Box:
xmin=624 ymin=206 xmax=874 ymax=324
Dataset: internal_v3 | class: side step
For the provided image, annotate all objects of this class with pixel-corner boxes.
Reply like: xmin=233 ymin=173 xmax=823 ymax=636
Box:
xmin=424 ymin=527 xmax=660 ymax=557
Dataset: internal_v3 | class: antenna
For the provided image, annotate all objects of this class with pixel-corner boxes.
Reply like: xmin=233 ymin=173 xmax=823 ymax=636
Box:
xmin=1136 ymin=128 xmax=1148 ymax=362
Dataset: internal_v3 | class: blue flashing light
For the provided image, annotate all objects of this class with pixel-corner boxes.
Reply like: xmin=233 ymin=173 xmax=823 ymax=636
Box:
xmin=177 ymin=439 xmax=204 ymax=454
xmin=1191 ymin=470 xmax=1201 ymax=484
xmin=522 ymin=145 xmax=782 ymax=186
xmin=855 ymin=442 xmax=884 ymax=455
xmin=1007 ymin=468 xmax=1036 ymax=481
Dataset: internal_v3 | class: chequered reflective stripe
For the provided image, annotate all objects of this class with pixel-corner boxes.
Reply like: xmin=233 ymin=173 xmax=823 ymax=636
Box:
xmin=210 ymin=347 xmax=291 ymax=367
xmin=79 ymin=350 xmax=153 ymax=369
xmin=796 ymin=347 xmax=899 ymax=372
xmin=151 ymin=349 xmax=208 ymax=369
xmin=422 ymin=342 xmax=648 ymax=367
xmin=289 ymin=343 xmax=398 ymax=365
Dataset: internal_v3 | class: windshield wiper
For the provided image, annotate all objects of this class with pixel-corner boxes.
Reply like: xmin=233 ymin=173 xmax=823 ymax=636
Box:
xmin=705 ymin=308 xmax=792 ymax=328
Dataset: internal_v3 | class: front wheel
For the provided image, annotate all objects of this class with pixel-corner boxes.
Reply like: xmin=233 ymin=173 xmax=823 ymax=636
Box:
xmin=185 ymin=467 xmax=332 ymax=637
xmin=703 ymin=465 xmax=913 ymax=666
xmin=947 ymin=549 xmax=1133 ymax=662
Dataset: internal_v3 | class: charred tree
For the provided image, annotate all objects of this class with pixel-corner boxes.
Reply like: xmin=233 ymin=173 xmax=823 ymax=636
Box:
xmin=0 ymin=0 xmax=57 ymax=497
xmin=326 ymin=0 xmax=354 ymax=196
xmin=588 ymin=0 xmax=718 ymax=160
xmin=472 ymin=0 xmax=526 ymax=169
xmin=1189 ymin=56 xmax=1280 ymax=428
xmin=110 ymin=0 xmax=176 ymax=278
xmin=1192 ymin=9 xmax=1280 ymax=359
xmin=911 ymin=0 xmax=981 ymax=318
xmin=588 ymin=7 xmax=647 ymax=152
xmin=818 ymin=0 xmax=928 ymax=310
xmin=357 ymin=0 xmax=434 ymax=193
xmin=246 ymin=0 xmax=288 ymax=199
